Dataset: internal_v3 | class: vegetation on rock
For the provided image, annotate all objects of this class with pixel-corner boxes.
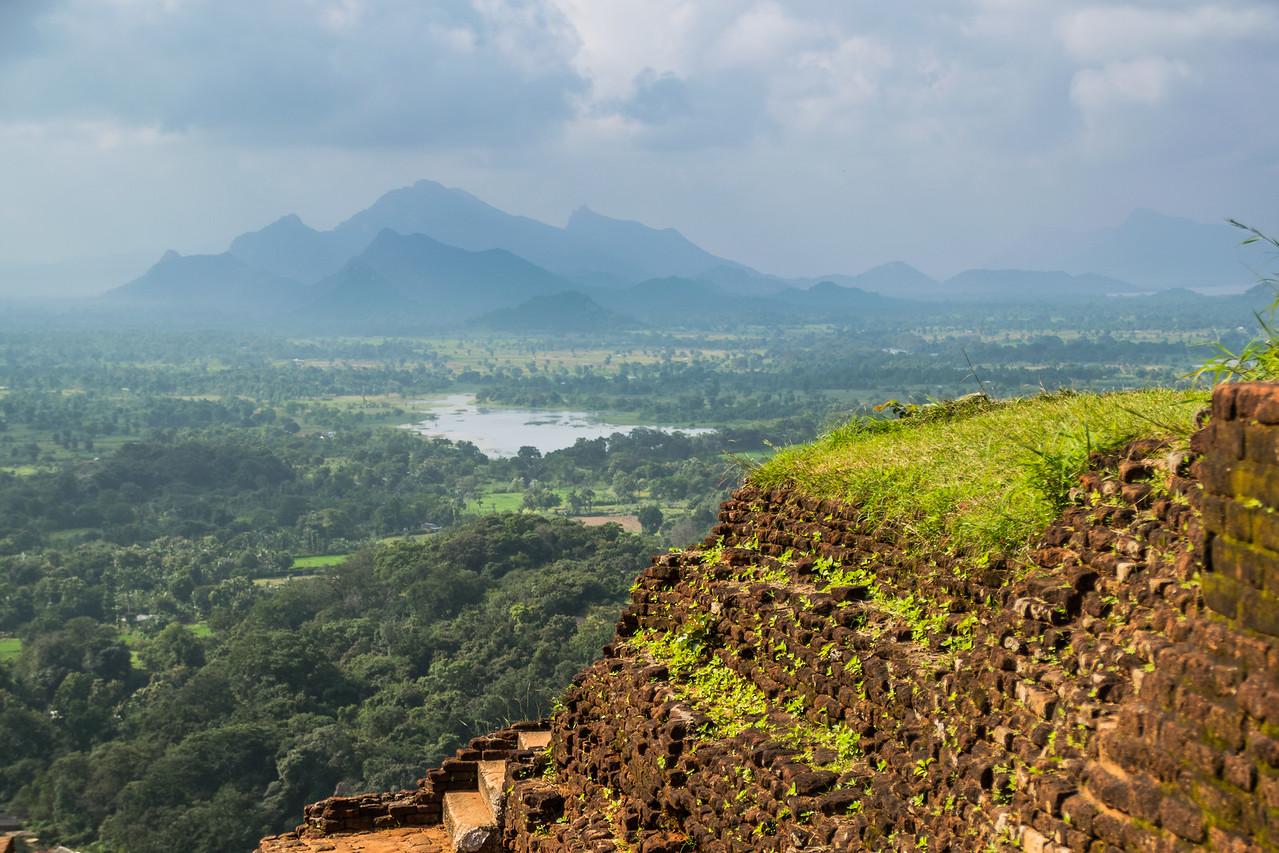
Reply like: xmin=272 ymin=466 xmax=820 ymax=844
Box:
xmin=754 ymin=388 xmax=1205 ymax=557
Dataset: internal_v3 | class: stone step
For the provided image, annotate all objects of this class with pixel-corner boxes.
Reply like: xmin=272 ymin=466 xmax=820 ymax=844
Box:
xmin=257 ymin=826 xmax=449 ymax=852
xmin=516 ymin=730 xmax=551 ymax=751
xmin=443 ymin=791 xmax=499 ymax=853
xmin=477 ymin=760 xmax=507 ymax=827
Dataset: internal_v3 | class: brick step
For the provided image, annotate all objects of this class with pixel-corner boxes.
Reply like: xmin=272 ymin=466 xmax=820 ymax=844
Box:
xmin=258 ymin=825 xmax=450 ymax=852
xmin=443 ymin=791 xmax=499 ymax=853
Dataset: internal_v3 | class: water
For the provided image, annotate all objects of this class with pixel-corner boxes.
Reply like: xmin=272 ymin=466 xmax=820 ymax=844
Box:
xmin=403 ymin=393 xmax=712 ymax=457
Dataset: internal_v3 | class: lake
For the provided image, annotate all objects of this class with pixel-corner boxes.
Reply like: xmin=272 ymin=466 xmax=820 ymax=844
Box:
xmin=403 ymin=393 xmax=712 ymax=456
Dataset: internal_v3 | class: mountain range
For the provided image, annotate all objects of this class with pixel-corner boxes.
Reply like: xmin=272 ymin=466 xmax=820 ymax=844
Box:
xmin=101 ymin=179 xmax=1264 ymax=330
xmin=998 ymin=209 xmax=1258 ymax=291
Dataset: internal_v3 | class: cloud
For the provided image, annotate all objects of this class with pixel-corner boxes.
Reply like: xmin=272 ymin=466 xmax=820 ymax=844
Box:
xmin=1056 ymin=3 xmax=1279 ymax=63
xmin=0 ymin=0 xmax=587 ymax=147
xmin=1055 ymin=3 xmax=1279 ymax=160
xmin=1070 ymin=57 xmax=1192 ymax=111
xmin=0 ymin=0 xmax=1275 ymax=280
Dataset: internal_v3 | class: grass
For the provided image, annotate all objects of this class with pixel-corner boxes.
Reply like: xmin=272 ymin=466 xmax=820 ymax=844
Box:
xmin=0 ymin=637 xmax=20 ymax=662
xmin=467 ymin=491 xmax=527 ymax=514
xmin=753 ymin=389 xmax=1206 ymax=558
xmin=291 ymin=554 xmax=350 ymax=569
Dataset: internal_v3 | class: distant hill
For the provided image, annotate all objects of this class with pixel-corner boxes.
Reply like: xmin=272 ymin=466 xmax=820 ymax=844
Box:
xmin=219 ymin=179 xmax=754 ymax=290
xmin=228 ymin=214 xmax=352 ymax=284
xmin=798 ymin=262 xmax=938 ymax=300
xmin=307 ymin=229 xmax=572 ymax=324
xmin=325 ymin=180 xmax=744 ymax=284
xmin=698 ymin=264 xmax=793 ymax=295
xmin=562 ymin=207 xmax=747 ymax=282
xmin=942 ymin=269 xmax=1136 ymax=301
xmin=774 ymin=280 xmax=899 ymax=313
xmin=795 ymin=264 xmax=1135 ymax=302
xmin=849 ymin=262 xmax=938 ymax=297
xmin=1006 ymin=210 xmax=1257 ymax=291
xmin=107 ymin=251 xmax=303 ymax=312
xmin=592 ymin=276 xmax=801 ymax=326
xmin=477 ymin=290 xmax=639 ymax=333
xmin=100 ymin=179 xmax=1255 ymax=328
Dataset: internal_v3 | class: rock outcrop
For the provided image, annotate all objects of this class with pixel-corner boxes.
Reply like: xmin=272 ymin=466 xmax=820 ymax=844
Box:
xmin=261 ymin=382 xmax=1279 ymax=852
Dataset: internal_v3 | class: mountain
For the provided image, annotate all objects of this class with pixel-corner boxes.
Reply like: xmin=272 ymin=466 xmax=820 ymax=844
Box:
xmin=848 ymin=262 xmax=938 ymax=297
xmin=218 ymin=180 xmax=751 ymax=289
xmin=274 ymin=180 xmax=746 ymax=285
xmin=1030 ymin=210 xmax=1256 ymax=291
xmin=307 ymin=229 xmax=573 ymax=323
xmin=799 ymin=262 xmax=938 ymax=299
xmin=592 ymin=276 xmax=798 ymax=326
xmin=814 ymin=262 xmax=1136 ymax=302
xmin=943 ymin=269 xmax=1135 ymax=301
xmin=228 ymin=214 xmax=351 ymax=284
xmin=698 ymin=265 xmax=793 ymax=295
xmin=107 ymin=250 xmax=304 ymax=312
xmin=477 ymin=290 xmax=639 ymax=333
xmin=562 ymin=207 xmax=745 ymax=282
xmin=774 ymin=280 xmax=898 ymax=313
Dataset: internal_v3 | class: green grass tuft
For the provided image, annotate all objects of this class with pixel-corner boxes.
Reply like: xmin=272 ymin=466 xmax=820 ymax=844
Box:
xmin=753 ymin=389 xmax=1206 ymax=558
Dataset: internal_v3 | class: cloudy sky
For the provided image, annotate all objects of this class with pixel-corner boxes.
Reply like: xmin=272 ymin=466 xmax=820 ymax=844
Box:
xmin=1 ymin=0 xmax=1276 ymax=287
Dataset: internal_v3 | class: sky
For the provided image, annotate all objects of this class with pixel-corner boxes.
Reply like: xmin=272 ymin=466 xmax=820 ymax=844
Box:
xmin=1 ymin=0 xmax=1276 ymax=290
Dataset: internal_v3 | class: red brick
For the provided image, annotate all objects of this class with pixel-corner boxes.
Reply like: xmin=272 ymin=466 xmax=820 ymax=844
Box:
xmin=1213 ymin=383 xmax=1240 ymax=421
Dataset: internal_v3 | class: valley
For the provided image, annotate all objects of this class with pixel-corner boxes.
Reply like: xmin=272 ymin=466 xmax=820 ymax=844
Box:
xmin=0 ymin=182 xmax=1274 ymax=853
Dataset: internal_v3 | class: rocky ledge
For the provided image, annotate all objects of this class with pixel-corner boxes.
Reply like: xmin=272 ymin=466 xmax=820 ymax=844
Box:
xmin=262 ymin=382 xmax=1279 ymax=852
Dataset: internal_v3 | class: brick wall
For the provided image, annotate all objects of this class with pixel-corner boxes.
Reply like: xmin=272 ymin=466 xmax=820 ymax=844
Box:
xmin=1197 ymin=382 xmax=1279 ymax=636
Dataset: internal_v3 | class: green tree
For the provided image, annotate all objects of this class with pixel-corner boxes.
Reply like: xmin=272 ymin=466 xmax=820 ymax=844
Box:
xmin=638 ymin=505 xmax=664 ymax=534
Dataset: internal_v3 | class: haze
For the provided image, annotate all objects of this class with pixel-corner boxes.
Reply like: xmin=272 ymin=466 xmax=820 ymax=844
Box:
xmin=1 ymin=0 xmax=1277 ymax=297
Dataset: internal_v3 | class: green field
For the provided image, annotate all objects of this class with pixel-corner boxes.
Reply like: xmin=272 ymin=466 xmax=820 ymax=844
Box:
xmin=291 ymin=554 xmax=350 ymax=569
xmin=0 ymin=637 xmax=20 ymax=662
xmin=467 ymin=491 xmax=527 ymax=514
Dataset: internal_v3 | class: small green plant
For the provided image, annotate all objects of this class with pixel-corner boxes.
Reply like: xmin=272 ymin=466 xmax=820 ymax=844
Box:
xmin=1194 ymin=221 xmax=1279 ymax=383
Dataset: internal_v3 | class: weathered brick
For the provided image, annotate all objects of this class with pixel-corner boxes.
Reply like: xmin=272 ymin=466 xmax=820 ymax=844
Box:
xmin=1243 ymin=422 xmax=1279 ymax=465
xmin=1212 ymin=383 xmax=1240 ymax=422
xmin=1239 ymin=585 xmax=1279 ymax=637
xmin=1201 ymin=572 xmax=1247 ymax=622
xmin=1158 ymin=795 xmax=1205 ymax=843
xmin=1230 ymin=460 xmax=1279 ymax=511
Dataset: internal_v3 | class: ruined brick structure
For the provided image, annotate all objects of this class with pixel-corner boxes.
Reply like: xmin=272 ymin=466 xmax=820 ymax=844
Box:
xmin=262 ymin=383 xmax=1279 ymax=852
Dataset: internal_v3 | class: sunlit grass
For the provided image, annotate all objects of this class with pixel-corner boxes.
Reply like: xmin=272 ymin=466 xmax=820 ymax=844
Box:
xmin=291 ymin=553 xmax=350 ymax=569
xmin=753 ymin=389 xmax=1206 ymax=557
xmin=467 ymin=491 xmax=526 ymax=513
xmin=0 ymin=637 xmax=21 ymax=662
